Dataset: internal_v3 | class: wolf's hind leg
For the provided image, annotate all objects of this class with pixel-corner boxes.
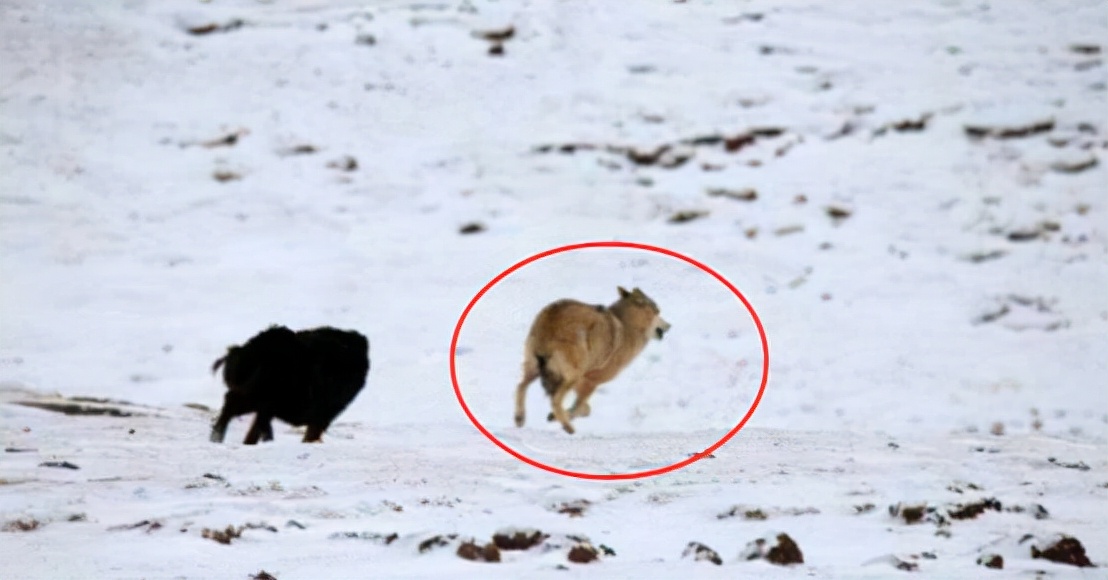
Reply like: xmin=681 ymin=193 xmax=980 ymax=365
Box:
xmin=514 ymin=362 xmax=539 ymax=427
xmin=549 ymin=383 xmax=576 ymax=434
xmin=568 ymin=380 xmax=600 ymax=419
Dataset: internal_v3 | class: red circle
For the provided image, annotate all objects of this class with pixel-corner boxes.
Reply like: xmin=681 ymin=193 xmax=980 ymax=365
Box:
xmin=449 ymin=241 xmax=769 ymax=480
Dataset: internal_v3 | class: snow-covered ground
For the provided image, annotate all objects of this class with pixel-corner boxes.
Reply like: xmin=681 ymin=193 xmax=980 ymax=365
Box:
xmin=1 ymin=0 xmax=1105 ymax=577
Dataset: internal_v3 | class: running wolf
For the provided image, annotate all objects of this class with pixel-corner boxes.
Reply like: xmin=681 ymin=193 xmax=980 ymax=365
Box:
xmin=513 ymin=287 xmax=670 ymax=434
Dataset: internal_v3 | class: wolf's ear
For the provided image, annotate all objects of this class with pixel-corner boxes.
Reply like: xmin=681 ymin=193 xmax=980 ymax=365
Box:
xmin=632 ymin=287 xmax=644 ymax=296
xmin=618 ymin=286 xmax=631 ymax=298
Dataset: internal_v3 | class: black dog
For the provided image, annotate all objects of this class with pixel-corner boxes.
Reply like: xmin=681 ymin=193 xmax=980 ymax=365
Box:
xmin=210 ymin=325 xmax=370 ymax=444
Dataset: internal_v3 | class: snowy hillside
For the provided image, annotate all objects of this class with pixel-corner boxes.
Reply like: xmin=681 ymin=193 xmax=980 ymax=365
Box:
xmin=1 ymin=0 xmax=1105 ymax=577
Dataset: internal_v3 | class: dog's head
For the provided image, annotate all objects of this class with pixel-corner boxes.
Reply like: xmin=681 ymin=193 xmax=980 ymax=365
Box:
xmin=617 ymin=286 xmax=671 ymax=340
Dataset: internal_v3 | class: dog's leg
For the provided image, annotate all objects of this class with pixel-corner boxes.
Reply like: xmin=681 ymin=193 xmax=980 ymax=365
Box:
xmin=260 ymin=421 xmax=274 ymax=442
xmin=243 ymin=414 xmax=271 ymax=445
xmin=210 ymin=410 xmax=232 ymax=443
xmin=549 ymin=383 xmax=576 ymax=434
xmin=303 ymin=424 xmax=325 ymax=443
xmin=210 ymin=392 xmax=247 ymax=443
xmin=514 ymin=362 xmax=539 ymax=427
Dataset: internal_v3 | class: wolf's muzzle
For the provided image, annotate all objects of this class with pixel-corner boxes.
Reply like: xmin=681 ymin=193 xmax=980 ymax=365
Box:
xmin=655 ymin=320 xmax=671 ymax=340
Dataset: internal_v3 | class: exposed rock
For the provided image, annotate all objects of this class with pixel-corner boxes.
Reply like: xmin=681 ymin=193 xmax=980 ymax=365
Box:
xmin=706 ymin=187 xmax=757 ymax=201
xmin=459 ymin=222 xmax=486 ymax=234
xmin=213 ymin=169 xmax=242 ymax=183
xmin=890 ymin=502 xmax=929 ymax=524
xmin=492 ymin=528 xmax=546 ymax=550
xmin=567 ymin=543 xmax=599 ymax=564
xmin=2 ymin=518 xmax=41 ymax=532
xmin=201 ymin=525 xmax=242 ymax=545
xmin=329 ymin=531 xmax=398 ymax=544
xmin=1031 ymin=535 xmax=1095 ymax=567
xmin=473 ymin=26 xmax=515 ymax=42
xmin=948 ymin=498 xmax=1002 ymax=520
xmin=39 ymin=461 xmax=79 ymax=470
xmin=555 ymin=499 xmax=591 ymax=517
xmin=826 ymin=205 xmax=852 ymax=221
xmin=965 ymin=119 xmax=1054 ymax=139
xmin=457 ymin=540 xmax=500 ymax=562
xmin=327 ymin=156 xmax=359 ymax=171
xmin=418 ymin=534 xmax=457 ymax=553
xmin=1051 ymin=154 xmax=1098 ymax=174
xmin=682 ymin=541 xmax=722 ymax=565
xmin=186 ymin=19 xmax=245 ymax=36
xmin=668 ymin=210 xmax=708 ymax=224
xmin=741 ymin=533 xmax=804 ymax=565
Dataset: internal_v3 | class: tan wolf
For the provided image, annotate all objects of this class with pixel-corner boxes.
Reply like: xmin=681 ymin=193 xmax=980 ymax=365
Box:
xmin=513 ymin=286 xmax=671 ymax=434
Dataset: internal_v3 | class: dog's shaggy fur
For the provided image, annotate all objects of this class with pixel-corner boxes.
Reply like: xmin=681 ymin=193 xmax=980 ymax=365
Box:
xmin=514 ymin=287 xmax=670 ymax=434
xmin=210 ymin=325 xmax=370 ymax=444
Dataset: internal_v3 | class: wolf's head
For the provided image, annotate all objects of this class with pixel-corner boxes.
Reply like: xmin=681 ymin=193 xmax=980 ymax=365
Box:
xmin=616 ymin=286 xmax=671 ymax=340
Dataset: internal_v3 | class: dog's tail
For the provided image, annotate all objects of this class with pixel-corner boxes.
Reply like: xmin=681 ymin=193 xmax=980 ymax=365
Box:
xmin=536 ymin=353 xmax=562 ymax=396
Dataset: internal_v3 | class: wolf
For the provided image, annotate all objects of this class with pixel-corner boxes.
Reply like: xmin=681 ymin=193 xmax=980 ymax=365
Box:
xmin=513 ymin=286 xmax=671 ymax=434
xmin=210 ymin=325 xmax=370 ymax=444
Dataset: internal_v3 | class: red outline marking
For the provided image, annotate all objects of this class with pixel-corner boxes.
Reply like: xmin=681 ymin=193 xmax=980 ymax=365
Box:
xmin=450 ymin=241 xmax=769 ymax=480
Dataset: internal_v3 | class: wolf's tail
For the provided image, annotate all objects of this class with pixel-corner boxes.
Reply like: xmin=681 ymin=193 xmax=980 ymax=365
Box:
xmin=536 ymin=354 xmax=561 ymax=396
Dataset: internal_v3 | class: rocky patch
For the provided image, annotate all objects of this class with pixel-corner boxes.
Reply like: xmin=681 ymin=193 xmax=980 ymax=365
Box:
xmin=329 ymin=531 xmax=399 ymax=545
xmin=1047 ymin=456 xmax=1091 ymax=471
xmin=965 ymin=118 xmax=1055 ymax=140
xmin=492 ymin=528 xmax=547 ymax=550
xmin=554 ymin=499 xmax=591 ymax=517
xmin=718 ymin=505 xmax=820 ymax=520
xmin=200 ymin=522 xmax=277 ymax=545
xmin=2 ymin=518 xmax=42 ymax=532
xmin=973 ymin=295 xmax=1068 ymax=331
xmin=532 ymin=126 xmax=790 ymax=171
xmin=185 ymin=19 xmax=245 ymax=36
xmin=706 ymin=187 xmax=757 ymax=201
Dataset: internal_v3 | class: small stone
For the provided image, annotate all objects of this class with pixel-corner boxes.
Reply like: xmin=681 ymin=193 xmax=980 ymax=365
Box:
xmin=977 ymin=554 xmax=1003 ymax=569
xmin=567 ymin=543 xmax=599 ymax=563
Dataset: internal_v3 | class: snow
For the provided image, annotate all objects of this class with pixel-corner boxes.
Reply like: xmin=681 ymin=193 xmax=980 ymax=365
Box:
xmin=1 ymin=0 xmax=1106 ymax=577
